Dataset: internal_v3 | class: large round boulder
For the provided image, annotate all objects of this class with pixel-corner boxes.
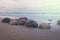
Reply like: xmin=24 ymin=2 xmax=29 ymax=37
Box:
xmin=9 ymin=19 xmax=18 ymax=25
xmin=25 ymin=19 xmax=38 ymax=28
xmin=17 ymin=17 xmax=28 ymax=25
xmin=57 ymin=20 xmax=60 ymax=25
xmin=39 ymin=23 xmax=51 ymax=29
xmin=1 ymin=18 xmax=11 ymax=23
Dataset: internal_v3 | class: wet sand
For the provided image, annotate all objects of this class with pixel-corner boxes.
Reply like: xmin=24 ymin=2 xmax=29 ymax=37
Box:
xmin=0 ymin=22 xmax=60 ymax=40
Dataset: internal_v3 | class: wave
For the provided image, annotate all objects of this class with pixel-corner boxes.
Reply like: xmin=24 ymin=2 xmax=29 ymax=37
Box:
xmin=0 ymin=16 xmax=18 ymax=19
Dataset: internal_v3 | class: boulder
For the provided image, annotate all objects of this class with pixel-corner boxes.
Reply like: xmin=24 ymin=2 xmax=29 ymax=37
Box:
xmin=1 ymin=18 xmax=11 ymax=23
xmin=17 ymin=17 xmax=28 ymax=25
xmin=18 ymin=17 xmax=27 ymax=20
xmin=48 ymin=20 xmax=52 ymax=21
xmin=9 ymin=19 xmax=18 ymax=25
xmin=25 ymin=19 xmax=38 ymax=28
xmin=57 ymin=20 xmax=60 ymax=25
xmin=39 ymin=23 xmax=51 ymax=29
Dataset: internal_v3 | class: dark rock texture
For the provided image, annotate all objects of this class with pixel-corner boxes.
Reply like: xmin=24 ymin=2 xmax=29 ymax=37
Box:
xmin=1 ymin=18 xmax=11 ymax=23
xmin=25 ymin=19 xmax=38 ymax=28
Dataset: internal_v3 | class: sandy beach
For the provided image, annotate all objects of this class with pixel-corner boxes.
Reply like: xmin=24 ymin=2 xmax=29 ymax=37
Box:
xmin=0 ymin=22 xmax=60 ymax=40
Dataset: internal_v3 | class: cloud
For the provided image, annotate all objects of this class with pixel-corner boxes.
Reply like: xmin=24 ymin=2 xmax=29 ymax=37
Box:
xmin=0 ymin=0 xmax=60 ymax=13
xmin=0 ymin=0 xmax=17 ymax=10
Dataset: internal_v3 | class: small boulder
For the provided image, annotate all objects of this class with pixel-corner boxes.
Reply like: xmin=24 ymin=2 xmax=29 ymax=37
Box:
xmin=57 ymin=20 xmax=60 ymax=25
xmin=1 ymin=18 xmax=11 ymax=23
xmin=48 ymin=20 xmax=52 ymax=21
xmin=25 ymin=19 xmax=38 ymax=28
xmin=39 ymin=23 xmax=51 ymax=29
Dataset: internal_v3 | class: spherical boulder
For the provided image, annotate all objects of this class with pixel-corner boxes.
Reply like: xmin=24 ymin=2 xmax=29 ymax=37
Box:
xmin=39 ymin=23 xmax=51 ymax=29
xmin=48 ymin=19 xmax=52 ymax=21
xmin=9 ymin=19 xmax=18 ymax=25
xmin=1 ymin=18 xmax=11 ymax=23
xmin=25 ymin=19 xmax=38 ymax=28
xmin=57 ymin=20 xmax=60 ymax=25
xmin=17 ymin=17 xmax=28 ymax=25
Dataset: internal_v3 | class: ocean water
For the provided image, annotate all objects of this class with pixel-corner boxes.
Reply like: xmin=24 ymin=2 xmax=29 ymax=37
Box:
xmin=0 ymin=13 xmax=60 ymax=20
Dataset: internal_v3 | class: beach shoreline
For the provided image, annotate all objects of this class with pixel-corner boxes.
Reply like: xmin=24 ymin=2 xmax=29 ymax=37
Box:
xmin=0 ymin=15 xmax=60 ymax=40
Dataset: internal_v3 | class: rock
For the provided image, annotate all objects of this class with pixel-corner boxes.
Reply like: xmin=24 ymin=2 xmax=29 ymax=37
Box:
xmin=39 ymin=23 xmax=51 ymax=29
xmin=19 ymin=17 xmax=27 ymax=20
xmin=57 ymin=20 xmax=60 ymax=25
xmin=9 ymin=17 xmax=28 ymax=25
xmin=9 ymin=19 xmax=18 ymax=25
xmin=1 ymin=18 xmax=11 ymax=23
xmin=25 ymin=19 xmax=38 ymax=28
xmin=17 ymin=17 xmax=28 ymax=25
xmin=48 ymin=20 xmax=52 ymax=21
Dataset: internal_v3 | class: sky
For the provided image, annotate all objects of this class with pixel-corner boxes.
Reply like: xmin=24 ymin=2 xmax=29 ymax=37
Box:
xmin=0 ymin=0 xmax=60 ymax=13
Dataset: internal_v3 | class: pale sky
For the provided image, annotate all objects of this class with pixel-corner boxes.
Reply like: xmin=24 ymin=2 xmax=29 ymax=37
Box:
xmin=0 ymin=0 xmax=60 ymax=13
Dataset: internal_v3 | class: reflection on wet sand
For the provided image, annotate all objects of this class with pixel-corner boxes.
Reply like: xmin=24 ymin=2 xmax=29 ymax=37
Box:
xmin=0 ymin=22 xmax=60 ymax=40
